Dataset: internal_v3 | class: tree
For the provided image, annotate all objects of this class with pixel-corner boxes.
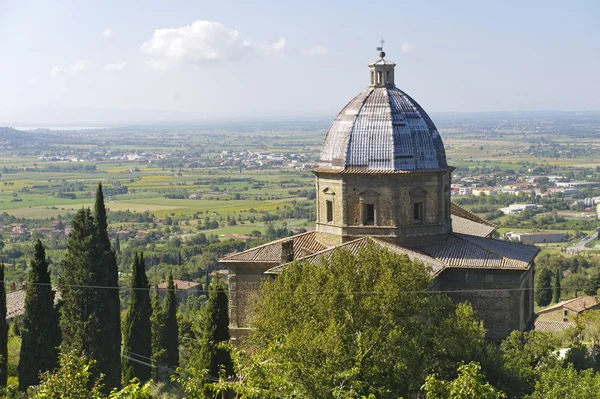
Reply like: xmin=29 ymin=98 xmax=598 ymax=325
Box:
xmin=164 ymin=273 xmax=179 ymax=370
xmin=18 ymin=240 xmax=59 ymax=390
xmin=202 ymin=276 xmax=233 ymax=379
xmin=553 ymin=267 xmax=562 ymax=303
xmin=586 ymin=270 xmax=600 ymax=296
xmin=0 ymin=265 xmax=6 ymax=387
xmin=526 ymin=364 xmax=600 ymax=399
xmin=422 ymin=362 xmax=506 ymax=399
xmin=150 ymin=287 xmax=168 ymax=381
xmin=122 ymin=253 xmax=151 ymax=384
xmin=535 ymin=268 xmax=553 ymax=307
xmin=59 ymin=208 xmax=105 ymax=384
xmin=225 ymin=244 xmax=493 ymax=399
xmin=498 ymin=330 xmax=559 ymax=398
xmin=94 ymin=183 xmax=122 ymax=389
xmin=29 ymin=350 xmax=154 ymax=399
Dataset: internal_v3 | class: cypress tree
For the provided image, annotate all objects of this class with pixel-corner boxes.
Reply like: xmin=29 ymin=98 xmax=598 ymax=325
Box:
xmin=114 ymin=235 xmax=121 ymax=253
xmin=553 ymin=267 xmax=562 ymax=303
xmin=18 ymin=240 xmax=59 ymax=390
xmin=94 ymin=183 xmax=122 ymax=389
xmin=164 ymin=272 xmax=179 ymax=369
xmin=59 ymin=208 xmax=104 ymax=374
xmin=122 ymin=253 xmax=151 ymax=383
xmin=535 ymin=268 xmax=553 ymax=307
xmin=203 ymin=276 xmax=233 ymax=379
xmin=0 ymin=265 xmax=6 ymax=387
xmin=150 ymin=286 xmax=167 ymax=380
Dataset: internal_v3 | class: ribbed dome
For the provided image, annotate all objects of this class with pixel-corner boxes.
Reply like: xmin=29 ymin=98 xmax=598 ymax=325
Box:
xmin=320 ymin=60 xmax=448 ymax=171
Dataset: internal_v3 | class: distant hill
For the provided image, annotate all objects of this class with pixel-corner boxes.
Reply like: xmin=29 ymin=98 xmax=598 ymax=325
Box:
xmin=0 ymin=127 xmax=27 ymax=142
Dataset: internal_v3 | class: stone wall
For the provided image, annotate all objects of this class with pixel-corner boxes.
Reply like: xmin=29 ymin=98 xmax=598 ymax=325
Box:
xmin=437 ymin=267 xmax=534 ymax=340
xmin=314 ymin=170 xmax=452 ymax=243
xmin=227 ymin=263 xmax=276 ymax=342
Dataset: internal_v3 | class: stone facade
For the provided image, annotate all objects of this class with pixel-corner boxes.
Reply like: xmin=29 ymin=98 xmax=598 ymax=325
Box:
xmin=431 ymin=268 xmax=534 ymax=340
xmin=314 ymin=170 xmax=452 ymax=245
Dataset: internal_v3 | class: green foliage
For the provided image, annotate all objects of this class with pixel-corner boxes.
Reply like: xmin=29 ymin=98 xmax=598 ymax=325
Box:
xmin=226 ymin=244 xmax=492 ymax=399
xmin=422 ymin=362 xmax=506 ymax=399
xmin=202 ymin=276 xmax=233 ymax=379
xmin=18 ymin=240 xmax=59 ymax=390
xmin=29 ymin=350 xmax=155 ymax=399
xmin=150 ymin=289 xmax=168 ymax=381
xmin=534 ymin=268 xmax=553 ymax=307
xmin=527 ymin=364 xmax=600 ymax=399
xmin=164 ymin=273 xmax=179 ymax=370
xmin=94 ymin=183 xmax=122 ymax=390
xmin=0 ymin=264 xmax=7 ymax=387
xmin=499 ymin=330 xmax=559 ymax=397
xmin=123 ymin=252 xmax=152 ymax=384
xmin=59 ymin=208 xmax=105 ymax=379
xmin=29 ymin=350 xmax=105 ymax=399
xmin=553 ymin=267 xmax=562 ymax=303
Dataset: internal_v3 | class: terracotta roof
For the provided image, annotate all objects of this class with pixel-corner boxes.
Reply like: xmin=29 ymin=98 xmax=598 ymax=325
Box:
xmin=450 ymin=202 xmax=496 ymax=228
xmin=534 ymin=320 xmax=575 ymax=332
xmin=265 ymin=237 xmax=446 ymax=276
xmin=157 ymin=280 xmax=201 ymax=291
xmin=265 ymin=233 xmax=536 ymax=275
xmin=220 ymin=231 xmax=328 ymax=263
xmin=537 ymin=296 xmax=600 ymax=315
xmin=7 ymin=288 xmax=61 ymax=319
xmin=452 ymin=215 xmax=496 ymax=238
xmin=418 ymin=233 xmax=538 ymax=270
xmin=7 ymin=290 xmax=26 ymax=319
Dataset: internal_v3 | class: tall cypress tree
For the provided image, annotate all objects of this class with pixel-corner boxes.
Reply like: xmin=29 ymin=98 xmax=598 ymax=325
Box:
xmin=59 ymin=208 xmax=104 ymax=374
xmin=203 ymin=276 xmax=233 ymax=379
xmin=0 ymin=265 xmax=7 ymax=387
xmin=164 ymin=273 xmax=179 ymax=369
xmin=535 ymin=268 xmax=553 ymax=307
xmin=553 ymin=267 xmax=562 ymax=303
xmin=150 ymin=286 xmax=167 ymax=380
xmin=18 ymin=240 xmax=59 ymax=390
xmin=122 ymin=252 xmax=151 ymax=383
xmin=94 ymin=183 xmax=121 ymax=389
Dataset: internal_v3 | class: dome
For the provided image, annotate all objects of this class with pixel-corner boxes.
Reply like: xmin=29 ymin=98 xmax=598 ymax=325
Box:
xmin=319 ymin=58 xmax=448 ymax=171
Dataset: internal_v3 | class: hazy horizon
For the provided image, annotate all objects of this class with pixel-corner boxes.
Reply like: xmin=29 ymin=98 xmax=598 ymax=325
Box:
xmin=1 ymin=0 xmax=598 ymax=125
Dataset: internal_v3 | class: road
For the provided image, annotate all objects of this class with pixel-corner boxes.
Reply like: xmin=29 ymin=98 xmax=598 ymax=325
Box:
xmin=566 ymin=231 xmax=599 ymax=254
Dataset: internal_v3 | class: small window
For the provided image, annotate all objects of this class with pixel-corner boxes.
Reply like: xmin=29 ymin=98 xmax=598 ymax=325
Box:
xmin=326 ymin=200 xmax=333 ymax=223
xmin=413 ymin=202 xmax=424 ymax=223
xmin=564 ymin=310 xmax=568 ymax=316
xmin=563 ymin=318 xmax=569 ymax=322
xmin=365 ymin=204 xmax=375 ymax=225
xmin=377 ymin=71 xmax=382 ymax=84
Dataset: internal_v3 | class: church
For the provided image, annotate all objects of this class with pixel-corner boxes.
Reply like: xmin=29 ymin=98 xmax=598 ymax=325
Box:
xmin=221 ymin=49 xmax=538 ymax=342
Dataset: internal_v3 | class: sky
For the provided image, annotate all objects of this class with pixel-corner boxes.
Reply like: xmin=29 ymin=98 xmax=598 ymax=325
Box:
xmin=0 ymin=0 xmax=599 ymax=124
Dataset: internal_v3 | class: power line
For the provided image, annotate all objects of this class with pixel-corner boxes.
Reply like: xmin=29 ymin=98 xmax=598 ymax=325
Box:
xmin=12 ymin=280 xmax=600 ymax=295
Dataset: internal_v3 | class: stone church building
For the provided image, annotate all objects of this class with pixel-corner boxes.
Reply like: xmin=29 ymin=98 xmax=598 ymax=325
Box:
xmin=221 ymin=51 xmax=538 ymax=342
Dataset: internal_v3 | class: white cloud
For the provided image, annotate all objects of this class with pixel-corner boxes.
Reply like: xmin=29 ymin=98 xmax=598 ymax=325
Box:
xmin=104 ymin=61 xmax=127 ymax=71
xmin=70 ymin=60 xmax=92 ymax=72
xmin=101 ymin=28 xmax=112 ymax=38
xmin=270 ymin=37 xmax=287 ymax=52
xmin=50 ymin=60 xmax=93 ymax=78
xmin=141 ymin=20 xmax=284 ymax=69
xmin=400 ymin=43 xmax=415 ymax=53
xmin=300 ymin=45 xmax=328 ymax=56
xmin=50 ymin=66 xmax=64 ymax=78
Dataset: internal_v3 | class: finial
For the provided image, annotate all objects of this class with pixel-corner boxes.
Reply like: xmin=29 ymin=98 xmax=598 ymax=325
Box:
xmin=376 ymin=38 xmax=386 ymax=59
